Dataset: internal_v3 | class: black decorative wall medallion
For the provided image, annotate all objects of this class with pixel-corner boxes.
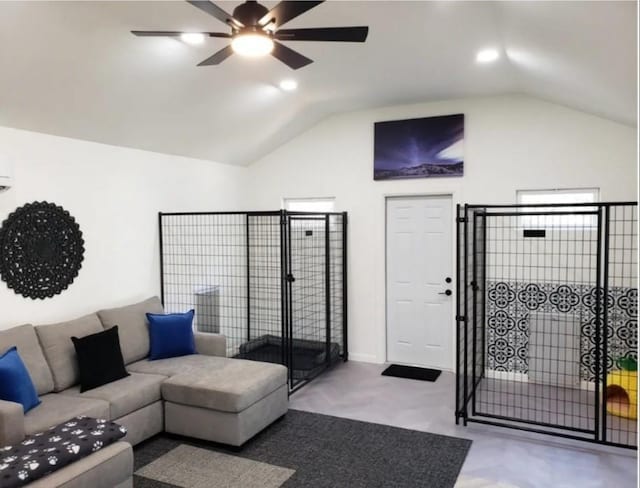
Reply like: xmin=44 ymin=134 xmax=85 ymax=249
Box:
xmin=0 ymin=202 xmax=84 ymax=299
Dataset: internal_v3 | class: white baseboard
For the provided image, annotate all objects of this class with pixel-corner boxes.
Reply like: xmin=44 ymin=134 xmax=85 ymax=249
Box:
xmin=485 ymin=369 xmax=597 ymax=391
xmin=348 ymin=352 xmax=381 ymax=364
xmin=485 ymin=370 xmax=529 ymax=383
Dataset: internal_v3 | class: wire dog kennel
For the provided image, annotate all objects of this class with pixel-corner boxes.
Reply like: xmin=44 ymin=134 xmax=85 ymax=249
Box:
xmin=456 ymin=202 xmax=638 ymax=449
xmin=159 ymin=210 xmax=347 ymax=392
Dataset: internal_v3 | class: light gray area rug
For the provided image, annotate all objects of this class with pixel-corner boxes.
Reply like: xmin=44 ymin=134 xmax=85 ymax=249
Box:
xmin=135 ymin=444 xmax=295 ymax=488
xmin=454 ymin=475 xmax=521 ymax=488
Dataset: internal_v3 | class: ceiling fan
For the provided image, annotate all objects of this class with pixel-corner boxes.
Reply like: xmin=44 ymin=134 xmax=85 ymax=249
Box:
xmin=132 ymin=0 xmax=369 ymax=70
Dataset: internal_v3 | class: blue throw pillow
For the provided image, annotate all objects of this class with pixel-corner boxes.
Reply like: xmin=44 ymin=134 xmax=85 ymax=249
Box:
xmin=0 ymin=347 xmax=41 ymax=413
xmin=147 ymin=310 xmax=196 ymax=360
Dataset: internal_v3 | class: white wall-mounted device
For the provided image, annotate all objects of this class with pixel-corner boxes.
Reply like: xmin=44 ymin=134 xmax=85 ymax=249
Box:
xmin=0 ymin=155 xmax=13 ymax=192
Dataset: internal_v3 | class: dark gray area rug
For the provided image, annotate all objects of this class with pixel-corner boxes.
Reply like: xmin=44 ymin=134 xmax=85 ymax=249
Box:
xmin=134 ymin=409 xmax=472 ymax=488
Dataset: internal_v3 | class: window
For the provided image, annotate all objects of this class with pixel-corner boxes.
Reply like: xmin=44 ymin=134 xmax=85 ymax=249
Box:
xmin=283 ymin=197 xmax=335 ymax=213
xmin=516 ymin=188 xmax=599 ymax=228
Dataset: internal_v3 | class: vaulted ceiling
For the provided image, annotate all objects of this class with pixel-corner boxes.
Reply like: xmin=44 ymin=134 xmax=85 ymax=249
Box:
xmin=0 ymin=1 xmax=636 ymax=165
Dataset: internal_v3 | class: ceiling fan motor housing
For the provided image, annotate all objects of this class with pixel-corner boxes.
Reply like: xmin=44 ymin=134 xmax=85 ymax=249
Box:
xmin=232 ymin=1 xmax=270 ymax=29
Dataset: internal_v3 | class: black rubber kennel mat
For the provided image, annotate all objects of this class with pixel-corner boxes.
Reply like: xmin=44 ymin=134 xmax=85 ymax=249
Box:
xmin=235 ymin=335 xmax=341 ymax=380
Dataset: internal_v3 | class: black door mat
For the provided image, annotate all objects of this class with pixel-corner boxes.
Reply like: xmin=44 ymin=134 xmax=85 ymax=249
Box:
xmin=381 ymin=364 xmax=442 ymax=382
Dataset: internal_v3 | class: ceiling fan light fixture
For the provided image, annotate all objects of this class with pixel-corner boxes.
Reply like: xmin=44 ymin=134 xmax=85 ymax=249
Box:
xmin=180 ymin=32 xmax=206 ymax=45
xmin=132 ymin=1 xmax=369 ymax=69
xmin=231 ymin=32 xmax=274 ymax=57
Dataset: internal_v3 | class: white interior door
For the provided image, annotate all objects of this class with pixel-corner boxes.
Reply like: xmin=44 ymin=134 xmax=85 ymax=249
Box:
xmin=386 ymin=195 xmax=453 ymax=369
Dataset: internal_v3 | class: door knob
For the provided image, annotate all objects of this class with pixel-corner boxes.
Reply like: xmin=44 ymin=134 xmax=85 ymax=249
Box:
xmin=439 ymin=289 xmax=452 ymax=296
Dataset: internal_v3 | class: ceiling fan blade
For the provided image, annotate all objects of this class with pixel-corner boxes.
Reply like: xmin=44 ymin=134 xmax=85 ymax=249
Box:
xmin=186 ymin=1 xmax=244 ymax=29
xmin=271 ymin=41 xmax=312 ymax=70
xmin=197 ymin=45 xmax=234 ymax=66
xmin=275 ymin=26 xmax=369 ymax=42
xmin=131 ymin=31 xmax=231 ymax=38
xmin=259 ymin=1 xmax=324 ymax=29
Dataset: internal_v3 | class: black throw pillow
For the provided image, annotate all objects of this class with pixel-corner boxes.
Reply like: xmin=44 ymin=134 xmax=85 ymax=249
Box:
xmin=71 ymin=326 xmax=129 ymax=392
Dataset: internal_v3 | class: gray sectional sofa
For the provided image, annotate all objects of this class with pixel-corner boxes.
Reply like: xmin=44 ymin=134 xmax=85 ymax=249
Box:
xmin=0 ymin=297 xmax=289 ymax=487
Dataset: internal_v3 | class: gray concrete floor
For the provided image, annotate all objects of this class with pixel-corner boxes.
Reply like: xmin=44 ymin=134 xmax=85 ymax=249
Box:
xmin=289 ymin=361 xmax=637 ymax=488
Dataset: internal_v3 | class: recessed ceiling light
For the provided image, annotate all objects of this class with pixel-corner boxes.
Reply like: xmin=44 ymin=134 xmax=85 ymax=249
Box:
xmin=279 ymin=79 xmax=298 ymax=91
xmin=180 ymin=33 xmax=206 ymax=45
xmin=476 ymin=48 xmax=500 ymax=63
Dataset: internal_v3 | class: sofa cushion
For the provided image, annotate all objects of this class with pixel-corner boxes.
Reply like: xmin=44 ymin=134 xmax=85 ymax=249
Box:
xmin=27 ymin=442 xmax=133 ymax=488
xmin=0 ymin=324 xmax=54 ymax=395
xmin=35 ymin=314 xmax=104 ymax=392
xmin=59 ymin=372 xmax=166 ymax=419
xmin=71 ymin=326 xmax=129 ymax=392
xmin=1 ymin=417 xmax=127 ymax=488
xmin=161 ymin=359 xmax=287 ymax=413
xmin=24 ymin=394 xmax=110 ymax=435
xmin=29 ymin=441 xmax=133 ymax=488
xmin=126 ymin=353 xmax=222 ymax=377
xmin=97 ymin=297 xmax=164 ymax=364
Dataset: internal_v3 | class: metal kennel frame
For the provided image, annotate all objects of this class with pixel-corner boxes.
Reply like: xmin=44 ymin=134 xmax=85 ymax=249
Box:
xmin=158 ymin=210 xmax=348 ymax=393
xmin=455 ymin=202 xmax=637 ymax=449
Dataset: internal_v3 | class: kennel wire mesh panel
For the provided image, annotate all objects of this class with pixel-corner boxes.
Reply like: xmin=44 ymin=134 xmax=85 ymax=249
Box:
xmin=159 ymin=210 xmax=348 ymax=393
xmin=456 ymin=202 xmax=638 ymax=449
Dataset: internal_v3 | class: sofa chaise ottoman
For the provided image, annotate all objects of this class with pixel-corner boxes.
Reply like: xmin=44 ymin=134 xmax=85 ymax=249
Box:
xmin=0 ymin=296 xmax=289 ymax=453
xmin=132 ymin=355 xmax=288 ymax=445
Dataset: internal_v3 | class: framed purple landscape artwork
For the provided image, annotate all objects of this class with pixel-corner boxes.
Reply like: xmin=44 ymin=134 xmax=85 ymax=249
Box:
xmin=373 ymin=114 xmax=464 ymax=180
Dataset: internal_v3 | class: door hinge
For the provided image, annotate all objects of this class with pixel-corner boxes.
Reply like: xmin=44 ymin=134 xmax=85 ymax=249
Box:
xmin=456 ymin=315 xmax=467 ymax=322
xmin=457 ymin=217 xmax=467 ymax=223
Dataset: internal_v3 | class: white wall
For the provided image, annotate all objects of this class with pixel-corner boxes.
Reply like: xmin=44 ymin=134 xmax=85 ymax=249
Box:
xmin=245 ymin=94 xmax=638 ymax=366
xmin=0 ymin=126 xmax=246 ymax=328
xmin=1 ymin=94 xmax=636 ymax=363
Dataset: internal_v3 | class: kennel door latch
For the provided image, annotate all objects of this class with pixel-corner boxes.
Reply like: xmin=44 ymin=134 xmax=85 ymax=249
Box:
xmin=286 ymin=274 xmax=296 ymax=283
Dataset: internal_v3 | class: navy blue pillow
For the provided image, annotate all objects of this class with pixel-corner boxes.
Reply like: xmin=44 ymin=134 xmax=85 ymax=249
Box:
xmin=0 ymin=346 xmax=41 ymax=413
xmin=147 ymin=310 xmax=196 ymax=360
